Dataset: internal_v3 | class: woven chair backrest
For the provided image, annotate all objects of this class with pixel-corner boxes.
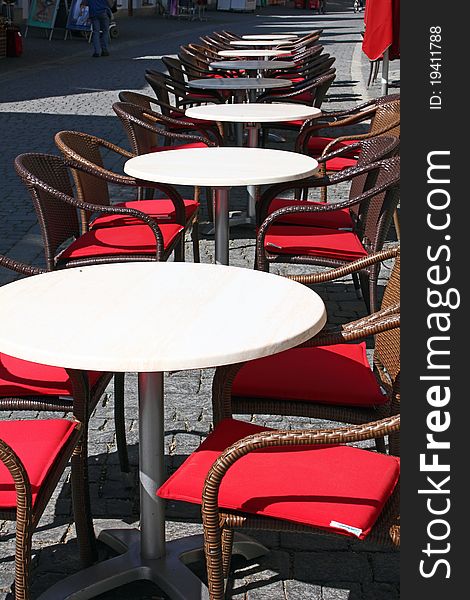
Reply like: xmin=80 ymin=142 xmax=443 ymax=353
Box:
xmin=14 ymin=153 xmax=80 ymax=270
xmin=348 ymin=135 xmax=400 ymax=217
xmin=375 ymin=250 xmax=401 ymax=382
xmin=370 ymin=99 xmax=401 ymax=138
xmin=55 ymin=131 xmax=111 ymax=227
xmin=145 ymin=70 xmax=172 ymax=108
xmin=162 ymin=56 xmax=187 ymax=88
xmin=113 ymin=101 xmax=160 ymax=155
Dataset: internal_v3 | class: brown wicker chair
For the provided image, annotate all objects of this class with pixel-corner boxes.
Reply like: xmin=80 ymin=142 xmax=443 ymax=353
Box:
xmin=113 ymin=100 xmax=218 ymax=227
xmin=0 ymin=417 xmax=85 ymax=600
xmin=256 ymin=69 xmax=336 ymax=107
xmin=1 ymin=252 xmax=127 ymax=477
xmin=14 ymin=152 xmax=186 ymax=268
xmin=296 ymin=95 xmax=400 ymax=174
xmin=157 ymin=414 xmax=400 ymax=600
xmin=118 ymin=89 xmax=223 ymax=144
xmin=212 ymin=246 xmax=400 ymax=455
xmin=54 ymin=129 xmax=201 ymax=263
xmin=255 ymin=156 xmax=400 ymax=313
xmin=145 ymin=68 xmax=225 ymax=107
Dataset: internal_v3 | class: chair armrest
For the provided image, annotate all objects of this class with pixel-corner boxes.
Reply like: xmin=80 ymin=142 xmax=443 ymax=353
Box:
xmin=0 ymin=255 xmax=46 ymax=276
xmin=17 ymin=170 xmax=167 ymax=259
xmin=201 ymin=415 xmax=400 ymax=517
xmin=286 ymin=246 xmax=400 ymax=286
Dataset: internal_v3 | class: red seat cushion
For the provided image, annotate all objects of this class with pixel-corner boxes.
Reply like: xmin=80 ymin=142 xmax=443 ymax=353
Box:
xmin=267 ymin=198 xmax=354 ymax=229
xmin=322 ymin=156 xmax=357 ymax=171
xmin=307 ymin=136 xmax=359 ymax=158
xmin=0 ymin=353 xmax=102 ymax=397
xmin=59 ymin=223 xmax=183 ymax=261
xmin=232 ymin=343 xmax=387 ymax=406
xmin=157 ymin=418 xmax=400 ymax=539
xmin=150 ymin=141 xmax=209 ymax=152
xmin=264 ymin=225 xmax=368 ymax=260
xmin=90 ymin=199 xmax=199 ymax=229
xmin=0 ymin=419 xmax=79 ymax=508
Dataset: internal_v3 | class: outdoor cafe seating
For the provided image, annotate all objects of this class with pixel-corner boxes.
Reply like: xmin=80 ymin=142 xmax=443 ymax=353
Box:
xmin=0 ymin=19 xmax=400 ymax=600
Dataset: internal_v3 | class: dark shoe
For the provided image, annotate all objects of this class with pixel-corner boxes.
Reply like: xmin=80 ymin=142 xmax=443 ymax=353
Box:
xmin=92 ymin=53 xmax=100 ymax=57
xmin=101 ymin=50 xmax=110 ymax=57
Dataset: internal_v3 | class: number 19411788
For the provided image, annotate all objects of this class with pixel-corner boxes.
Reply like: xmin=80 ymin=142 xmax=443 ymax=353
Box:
xmin=429 ymin=26 xmax=442 ymax=110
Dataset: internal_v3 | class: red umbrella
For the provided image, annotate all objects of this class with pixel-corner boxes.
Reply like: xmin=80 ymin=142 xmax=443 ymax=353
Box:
xmin=362 ymin=0 xmax=400 ymax=61
xmin=362 ymin=0 xmax=400 ymax=93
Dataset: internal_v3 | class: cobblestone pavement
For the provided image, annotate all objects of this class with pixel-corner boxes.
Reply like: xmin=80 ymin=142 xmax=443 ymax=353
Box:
xmin=0 ymin=2 xmax=400 ymax=598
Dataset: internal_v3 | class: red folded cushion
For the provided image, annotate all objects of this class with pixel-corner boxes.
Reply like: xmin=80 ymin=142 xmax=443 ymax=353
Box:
xmin=59 ymin=223 xmax=183 ymax=260
xmin=264 ymin=225 xmax=367 ymax=260
xmin=233 ymin=343 xmax=387 ymax=406
xmin=267 ymin=198 xmax=354 ymax=229
xmin=150 ymin=142 xmax=209 ymax=152
xmin=0 ymin=419 xmax=79 ymax=508
xmin=90 ymin=199 xmax=198 ymax=229
xmin=158 ymin=418 xmax=400 ymax=539
xmin=0 ymin=353 xmax=102 ymax=397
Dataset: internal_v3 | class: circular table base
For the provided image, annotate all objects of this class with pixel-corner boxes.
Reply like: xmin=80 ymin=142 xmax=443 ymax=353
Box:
xmin=36 ymin=529 xmax=268 ymax=600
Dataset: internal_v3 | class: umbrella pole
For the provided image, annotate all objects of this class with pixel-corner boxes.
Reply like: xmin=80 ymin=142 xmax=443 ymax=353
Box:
xmin=381 ymin=48 xmax=390 ymax=95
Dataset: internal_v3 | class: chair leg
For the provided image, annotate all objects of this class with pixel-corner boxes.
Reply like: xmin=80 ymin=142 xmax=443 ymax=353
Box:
xmin=191 ymin=219 xmax=200 ymax=263
xmin=375 ymin=437 xmax=387 ymax=453
xmin=393 ymin=208 xmax=401 ymax=241
xmin=113 ymin=372 xmax=129 ymax=473
xmin=14 ymin=514 xmax=32 ymax=600
xmin=71 ymin=428 xmax=98 ymax=566
xmin=358 ymin=269 xmax=372 ymax=314
xmin=352 ymin=272 xmax=362 ymax=300
xmin=174 ymin=236 xmax=185 ymax=262
xmin=221 ymin=527 xmax=234 ymax=579
xmin=206 ymin=187 xmax=214 ymax=223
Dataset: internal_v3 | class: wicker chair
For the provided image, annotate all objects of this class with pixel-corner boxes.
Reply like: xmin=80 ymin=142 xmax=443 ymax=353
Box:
xmin=145 ymin=68 xmax=225 ymax=107
xmin=0 ymin=418 xmax=86 ymax=600
xmin=14 ymin=152 xmax=185 ymax=268
xmin=256 ymin=69 xmax=336 ymax=107
xmin=1 ymin=250 xmax=129 ymax=482
xmin=255 ymin=156 xmax=400 ymax=313
xmin=296 ymin=95 xmax=401 ymax=169
xmin=212 ymin=246 xmax=400 ymax=455
xmin=157 ymin=414 xmax=400 ymax=600
xmin=54 ymin=129 xmax=201 ymax=263
xmin=118 ymin=89 xmax=223 ymax=144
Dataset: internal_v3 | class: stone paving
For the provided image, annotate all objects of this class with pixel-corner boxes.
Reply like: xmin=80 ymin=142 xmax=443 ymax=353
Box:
xmin=0 ymin=2 xmax=400 ymax=598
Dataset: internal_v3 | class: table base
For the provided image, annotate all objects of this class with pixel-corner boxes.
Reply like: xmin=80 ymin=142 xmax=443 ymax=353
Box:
xmin=36 ymin=529 xmax=268 ymax=600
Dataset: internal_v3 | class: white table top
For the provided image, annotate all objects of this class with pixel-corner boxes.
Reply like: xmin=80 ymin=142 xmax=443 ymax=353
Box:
xmin=242 ymin=34 xmax=298 ymax=40
xmin=210 ymin=60 xmax=295 ymax=71
xmin=0 ymin=263 xmax=326 ymax=372
xmin=188 ymin=78 xmax=291 ymax=90
xmin=229 ymin=40 xmax=289 ymax=47
xmin=218 ymin=49 xmax=290 ymax=58
xmin=186 ymin=103 xmax=322 ymax=124
xmin=124 ymin=147 xmax=318 ymax=188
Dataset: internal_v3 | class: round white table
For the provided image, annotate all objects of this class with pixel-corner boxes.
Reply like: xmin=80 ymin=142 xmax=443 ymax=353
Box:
xmin=186 ymin=103 xmax=321 ymax=147
xmin=229 ymin=40 xmax=290 ymax=47
xmin=218 ymin=49 xmax=290 ymax=59
xmin=188 ymin=77 xmax=291 ymax=103
xmin=0 ymin=262 xmax=327 ymax=600
xmin=124 ymin=147 xmax=318 ymax=265
xmin=185 ymin=104 xmax=321 ymax=224
xmin=210 ymin=59 xmax=295 ymax=71
xmin=242 ymin=34 xmax=298 ymax=40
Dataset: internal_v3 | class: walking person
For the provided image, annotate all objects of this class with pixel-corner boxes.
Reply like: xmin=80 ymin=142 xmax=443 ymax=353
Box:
xmin=81 ymin=0 xmax=112 ymax=57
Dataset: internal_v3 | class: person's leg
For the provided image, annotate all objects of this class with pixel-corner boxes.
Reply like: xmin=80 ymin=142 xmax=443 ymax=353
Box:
xmin=99 ymin=12 xmax=111 ymax=55
xmin=91 ymin=16 xmax=101 ymax=56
